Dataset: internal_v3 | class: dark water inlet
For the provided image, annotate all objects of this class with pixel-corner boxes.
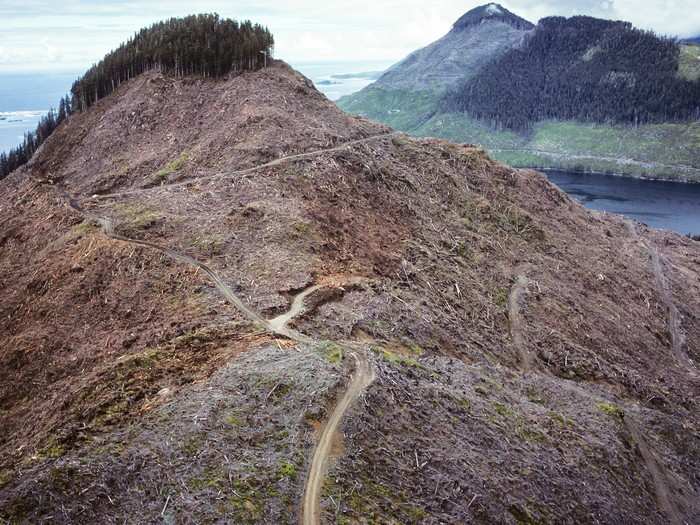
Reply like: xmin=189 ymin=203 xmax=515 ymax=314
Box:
xmin=544 ymin=170 xmax=700 ymax=236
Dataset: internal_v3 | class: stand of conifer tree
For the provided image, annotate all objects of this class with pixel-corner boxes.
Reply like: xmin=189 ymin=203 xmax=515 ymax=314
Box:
xmin=1 ymin=13 xmax=274 ymax=179
xmin=444 ymin=16 xmax=700 ymax=131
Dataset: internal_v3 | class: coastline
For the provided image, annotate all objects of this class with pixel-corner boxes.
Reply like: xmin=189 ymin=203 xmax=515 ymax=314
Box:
xmin=523 ymin=165 xmax=700 ymax=185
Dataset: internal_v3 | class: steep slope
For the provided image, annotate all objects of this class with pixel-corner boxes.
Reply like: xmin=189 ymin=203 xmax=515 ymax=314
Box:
xmin=339 ymin=7 xmax=700 ymax=181
xmin=337 ymin=3 xmax=533 ymax=130
xmin=1 ymin=61 xmax=699 ymax=524
xmin=448 ymin=16 xmax=700 ymax=130
xmin=374 ymin=3 xmax=533 ymax=92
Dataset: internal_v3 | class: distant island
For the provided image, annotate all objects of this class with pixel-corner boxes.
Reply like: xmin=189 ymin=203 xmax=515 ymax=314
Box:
xmin=331 ymin=71 xmax=383 ymax=80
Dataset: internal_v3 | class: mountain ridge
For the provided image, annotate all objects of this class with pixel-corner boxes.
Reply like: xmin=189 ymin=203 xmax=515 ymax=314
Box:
xmin=371 ymin=3 xmax=533 ymax=92
xmin=452 ymin=2 xmax=534 ymax=31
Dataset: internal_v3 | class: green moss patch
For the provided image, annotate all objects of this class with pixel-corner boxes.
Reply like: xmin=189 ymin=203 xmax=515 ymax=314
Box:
xmin=596 ymin=402 xmax=624 ymax=419
xmin=153 ymin=152 xmax=189 ymax=182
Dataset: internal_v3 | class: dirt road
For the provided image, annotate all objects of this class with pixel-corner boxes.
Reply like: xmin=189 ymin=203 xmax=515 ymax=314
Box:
xmin=64 ymin=193 xmax=268 ymax=327
xmin=302 ymin=351 xmax=375 ymax=525
xmin=624 ymin=417 xmax=684 ymax=525
xmin=268 ymin=284 xmax=325 ymax=334
xmin=62 ymin=188 xmax=375 ymax=525
xmin=95 ymin=132 xmax=399 ymax=200
xmin=508 ymin=273 xmax=532 ymax=371
xmin=625 ymin=220 xmax=688 ymax=365
xmin=648 ymin=245 xmax=687 ymax=364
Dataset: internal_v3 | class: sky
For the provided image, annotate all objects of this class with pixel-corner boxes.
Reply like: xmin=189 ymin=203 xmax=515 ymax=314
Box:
xmin=1 ymin=0 xmax=699 ymax=73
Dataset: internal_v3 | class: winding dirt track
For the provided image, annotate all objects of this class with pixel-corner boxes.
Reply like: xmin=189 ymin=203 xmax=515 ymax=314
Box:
xmin=94 ymin=132 xmax=399 ymax=200
xmin=508 ymin=274 xmax=532 ymax=371
xmin=302 ymin=352 xmax=375 ymax=525
xmin=623 ymin=417 xmax=683 ymax=525
xmin=647 ymin=245 xmax=687 ymax=364
xmin=268 ymin=284 xmax=324 ymax=335
xmin=65 ymin=193 xmax=268 ymax=327
xmin=61 ymin=143 xmax=379 ymax=523
xmin=625 ymin=220 xmax=688 ymax=365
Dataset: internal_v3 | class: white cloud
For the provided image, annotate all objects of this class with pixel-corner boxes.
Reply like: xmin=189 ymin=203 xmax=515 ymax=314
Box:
xmin=0 ymin=0 xmax=698 ymax=73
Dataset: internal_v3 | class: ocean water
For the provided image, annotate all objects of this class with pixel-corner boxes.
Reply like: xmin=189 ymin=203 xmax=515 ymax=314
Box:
xmin=0 ymin=71 xmax=78 ymax=154
xmin=291 ymin=60 xmax=392 ymax=100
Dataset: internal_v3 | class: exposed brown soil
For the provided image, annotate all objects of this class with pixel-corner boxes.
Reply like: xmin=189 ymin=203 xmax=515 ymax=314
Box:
xmin=1 ymin=61 xmax=699 ymax=524
xmin=66 ymin=185 xmax=376 ymax=525
xmin=508 ymin=272 xmax=532 ymax=370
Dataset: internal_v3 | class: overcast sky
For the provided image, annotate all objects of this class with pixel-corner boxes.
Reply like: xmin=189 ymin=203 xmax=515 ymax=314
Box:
xmin=1 ymin=0 xmax=699 ymax=73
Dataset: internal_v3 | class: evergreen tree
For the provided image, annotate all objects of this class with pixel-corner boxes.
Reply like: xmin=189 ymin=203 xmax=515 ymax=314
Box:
xmin=1 ymin=13 xmax=273 ymax=180
xmin=444 ymin=16 xmax=700 ymax=131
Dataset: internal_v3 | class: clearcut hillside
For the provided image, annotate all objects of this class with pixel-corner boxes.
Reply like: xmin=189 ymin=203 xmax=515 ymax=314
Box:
xmin=1 ymin=50 xmax=699 ymax=525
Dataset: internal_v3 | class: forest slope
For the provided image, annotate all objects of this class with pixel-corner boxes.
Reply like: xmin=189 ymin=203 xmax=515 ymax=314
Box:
xmin=447 ymin=16 xmax=700 ymax=130
xmin=338 ymin=6 xmax=700 ymax=180
xmin=0 ymin=61 xmax=699 ymax=524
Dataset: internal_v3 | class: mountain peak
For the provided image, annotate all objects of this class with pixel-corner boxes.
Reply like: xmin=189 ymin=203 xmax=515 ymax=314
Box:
xmin=453 ymin=3 xmax=534 ymax=31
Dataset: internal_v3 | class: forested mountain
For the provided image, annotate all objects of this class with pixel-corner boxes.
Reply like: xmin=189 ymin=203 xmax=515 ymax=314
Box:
xmin=338 ymin=3 xmax=533 ymax=134
xmin=0 ymin=14 xmax=273 ymax=180
xmin=338 ymin=5 xmax=700 ymax=181
xmin=444 ymin=16 xmax=700 ymax=130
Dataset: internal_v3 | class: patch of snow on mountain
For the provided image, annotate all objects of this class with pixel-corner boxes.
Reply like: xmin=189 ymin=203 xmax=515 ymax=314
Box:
xmin=486 ymin=4 xmax=503 ymax=15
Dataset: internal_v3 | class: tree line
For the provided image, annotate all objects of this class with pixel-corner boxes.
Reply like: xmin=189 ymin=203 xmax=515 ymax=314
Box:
xmin=1 ymin=14 xmax=274 ymax=179
xmin=443 ymin=16 xmax=700 ymax=131
xmin=0 ymin=96 xmax=73 ymax=179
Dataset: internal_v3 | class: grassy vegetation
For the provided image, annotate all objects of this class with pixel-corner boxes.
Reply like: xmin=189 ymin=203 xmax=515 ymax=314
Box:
xmin=115 ymin=203 xmax=162 ymax=232
xmin=0 ymin=470 xmax=12 ymax=488
xmin=337 ymin=87 xmax=440 ymax=130
xmin=153 ymin=152 xmax=189 ymax=182
xmin=276 ymin=461 xmax=297 ymax=480
xmin=315 ymin=341 xmax=344 ymax=364
xmin=415 ymin=111 xmax=527 ymax=149
xmin=72 ymin=220 xmax=100 ymax=237
xmin=189 ymin=233 xmax=225 ymax=256
xmin=37 ymin=439 xmax=65 ymax=460
xmin=225 ymin=413 xmax=243 ymax=426
xmin=489 ymin=401 xmax=548 ymax=444
xmin=322 ymin=475 xmax=427 ymax=523
xmin=596 ymin=402 xmax=624 ymax=419
xmin=339 ymin=87 xmax=700 ymax=181
xmin=371 ymin=346 xmax=422 ymax=369
xmin=423 ymin=115 xmax=700 ymax=180
xmin=679 ymin=44 xmax=700 ymax=81
xmin=291 ymin=221 xmax=313 ymax=238
xmin=528 ymin=120 xmax=700 ymax=170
